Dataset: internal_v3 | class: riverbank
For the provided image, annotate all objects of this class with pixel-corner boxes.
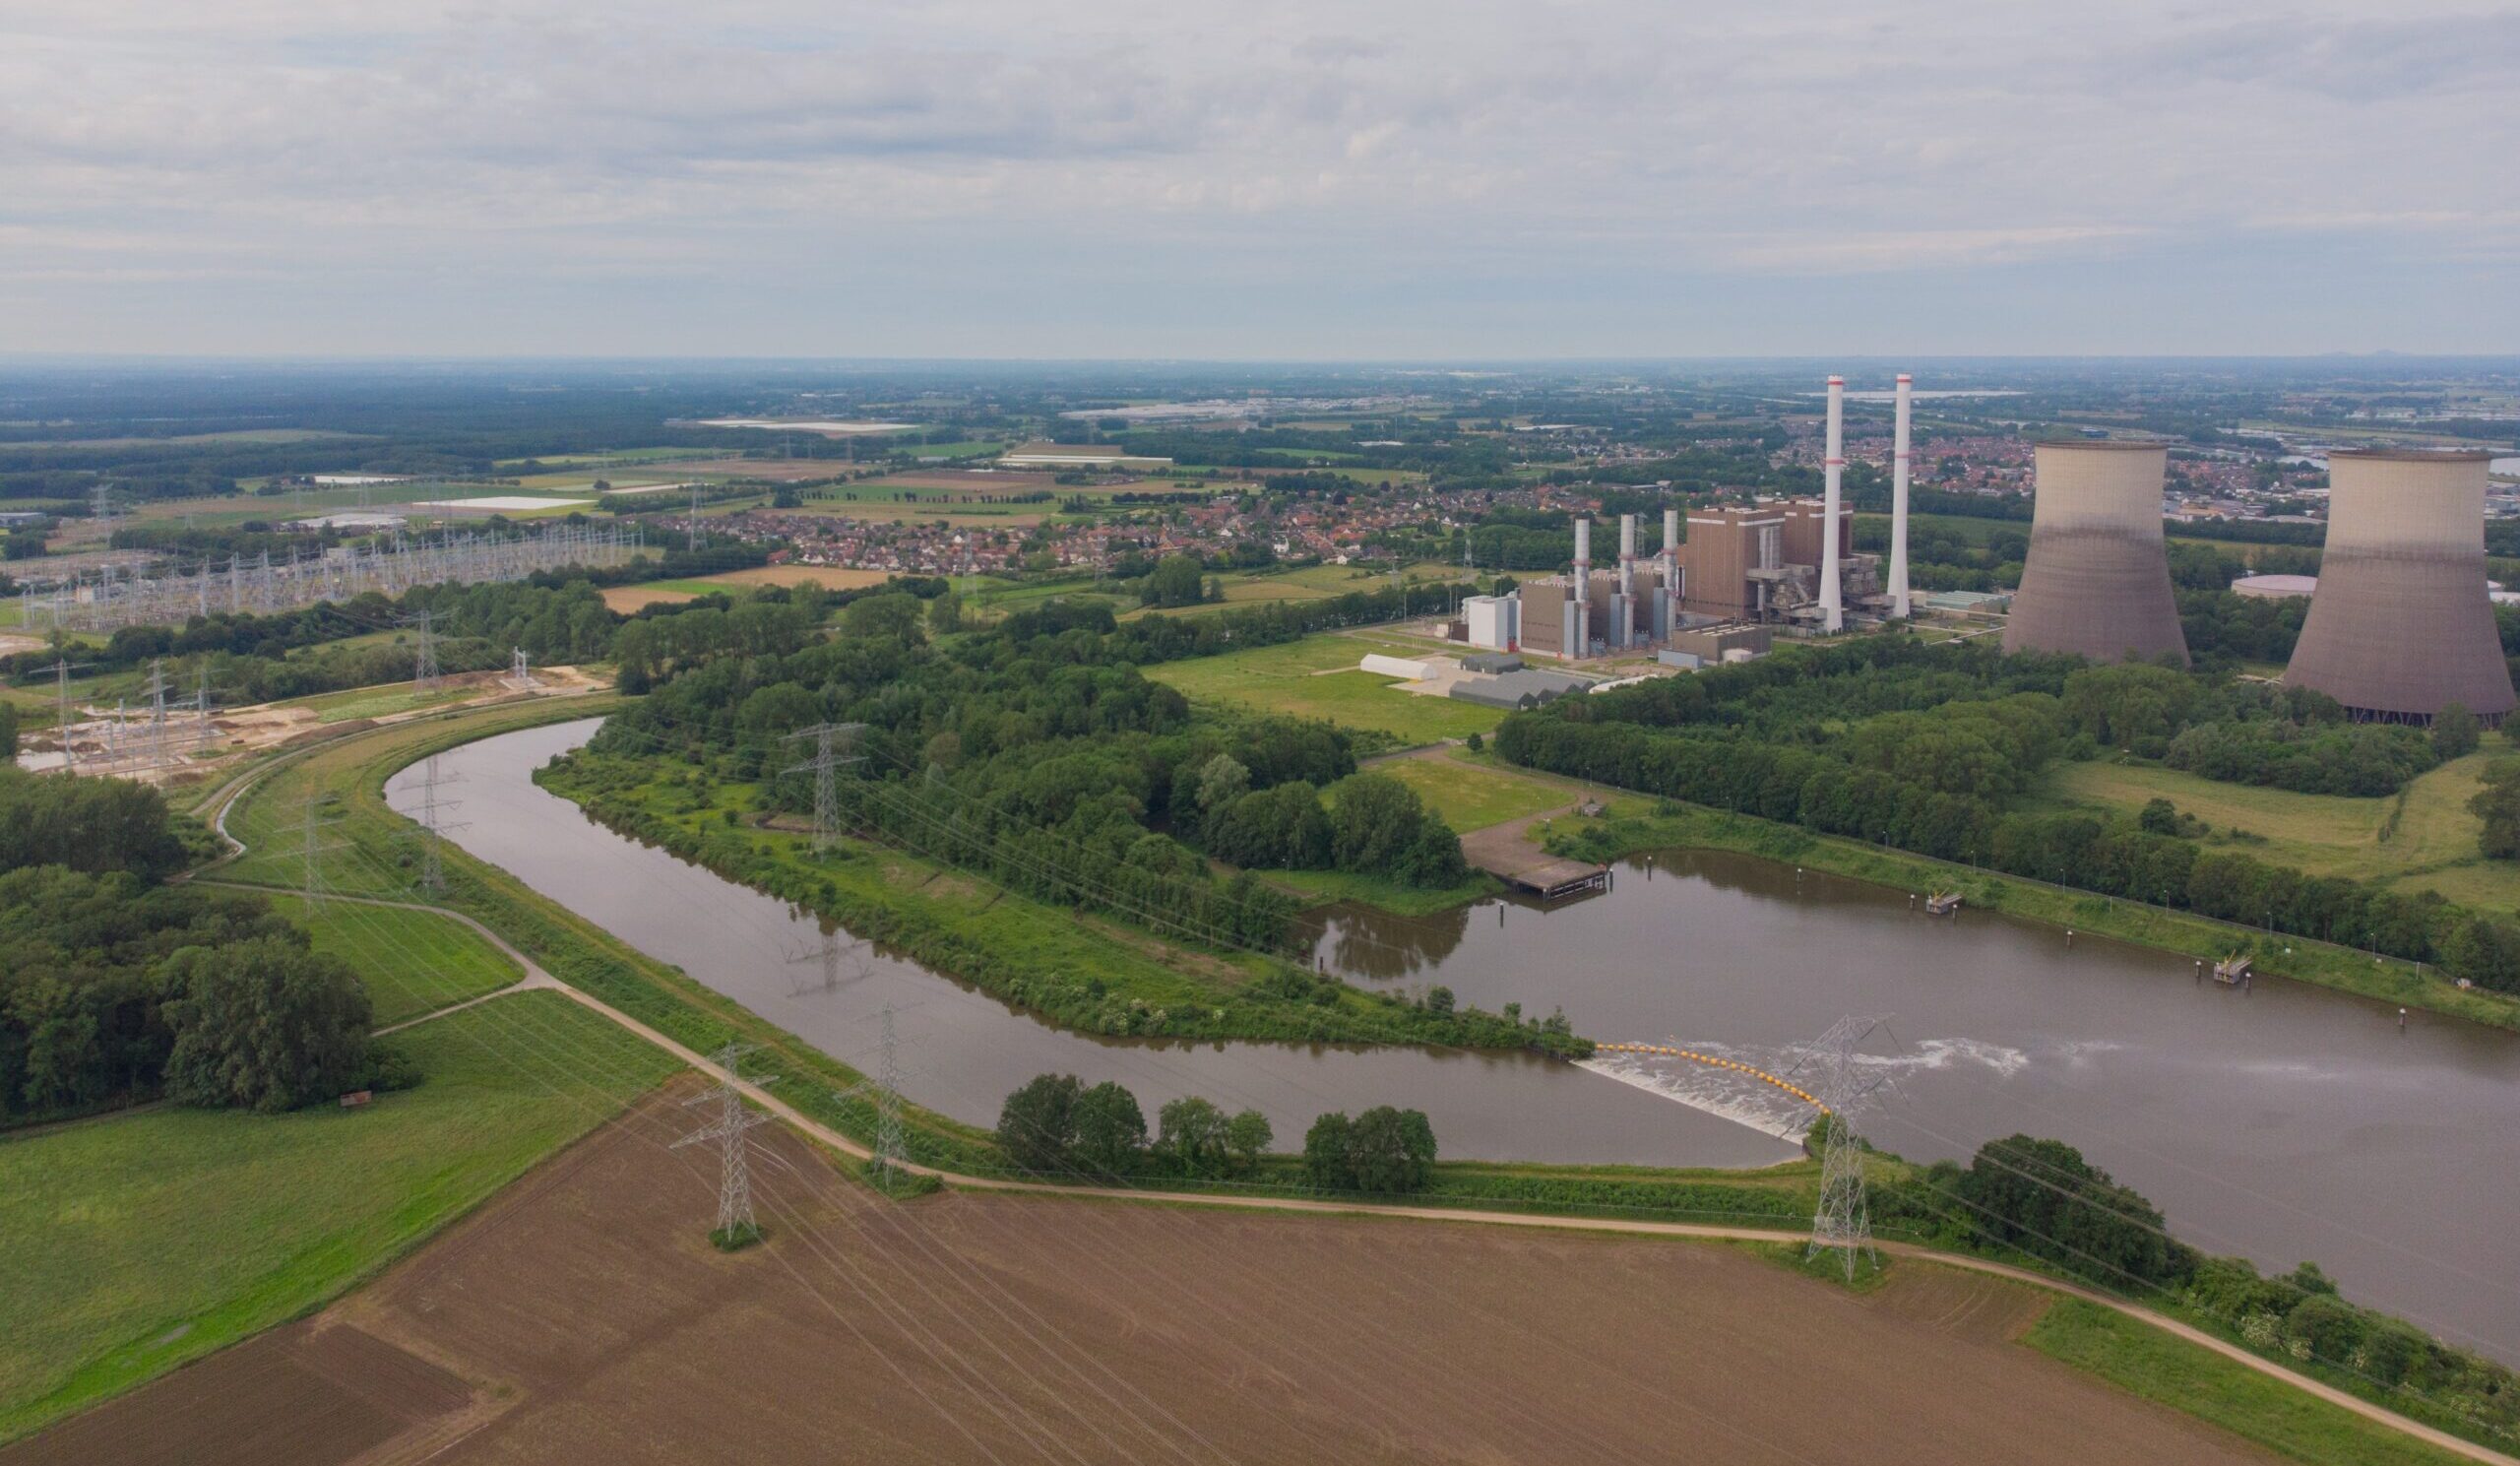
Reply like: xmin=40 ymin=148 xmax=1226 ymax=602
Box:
xmin=536 ymin=744 xmax=1591 ymax=1057
xmin=150 ymin=700 xmax=2520 ymax=1465
xmin=1540 ymin=796 xmax=2520 ymax=1036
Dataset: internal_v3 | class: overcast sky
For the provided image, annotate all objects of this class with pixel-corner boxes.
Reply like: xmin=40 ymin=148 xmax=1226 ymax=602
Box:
xmin=5 ymin=2 xmax=2515 ymax=358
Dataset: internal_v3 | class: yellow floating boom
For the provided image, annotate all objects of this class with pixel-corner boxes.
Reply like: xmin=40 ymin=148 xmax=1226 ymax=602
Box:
xmin=1593 ymin=1043 xmax=1828 ymax=1112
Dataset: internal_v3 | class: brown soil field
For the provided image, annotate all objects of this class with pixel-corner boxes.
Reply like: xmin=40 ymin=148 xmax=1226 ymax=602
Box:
xmin=598 ymin=584 xmax=700 ymax=611
xmin=7 ymin=1089 xmax=2282 ymax=1466
xmin=657 ymin=458 xmax=848 ymax=482
xmin=700 ymin=565 xmax=899 ymax=592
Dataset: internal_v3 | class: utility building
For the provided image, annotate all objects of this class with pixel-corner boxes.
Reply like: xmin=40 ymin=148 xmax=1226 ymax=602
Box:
xmin=2002 ymin=440 xmax=2188 ymax=665
xmin=2285 ymin=449 xmax=2516 ymax=726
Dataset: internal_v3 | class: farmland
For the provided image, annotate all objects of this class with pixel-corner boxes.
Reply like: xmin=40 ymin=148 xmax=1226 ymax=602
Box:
xmin=0 ymin=1091 xmax=2379 ymax=1466
xmin=0 ymin=993 xmax=676 ymax=1444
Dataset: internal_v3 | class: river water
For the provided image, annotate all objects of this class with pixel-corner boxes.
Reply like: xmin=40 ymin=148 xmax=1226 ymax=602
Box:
xmin=395 ymin=718 xmax=2520 ymax=1364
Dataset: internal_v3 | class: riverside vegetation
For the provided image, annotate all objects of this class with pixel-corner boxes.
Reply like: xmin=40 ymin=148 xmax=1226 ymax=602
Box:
xmin=544 ymin=594 xmax=1581 ymax=1055
xmin=1499 ymin=637 xmax=2520 ymax=1016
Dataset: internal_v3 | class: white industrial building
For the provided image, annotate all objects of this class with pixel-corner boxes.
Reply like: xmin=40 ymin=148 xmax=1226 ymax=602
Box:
xmin=1464 ymin=594 xmax=1520 ymax=651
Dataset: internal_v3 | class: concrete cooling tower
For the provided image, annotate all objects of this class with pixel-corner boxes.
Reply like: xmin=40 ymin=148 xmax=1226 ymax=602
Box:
xmin=2002 ymin=440 xmax=2188 ymax=665
xmin=2285 ymin=449 xmax=2515 ymax=726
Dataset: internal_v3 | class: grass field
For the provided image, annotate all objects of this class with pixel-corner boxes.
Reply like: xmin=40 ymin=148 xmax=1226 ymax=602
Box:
xmin=2039 ymin=753 xmax=2516 ymax=915
xmin=280 ymin=683 xmax=478 ymax=726
xmin=1145 ymin=632 xmax=1503 ymax=745
xmin=2024 ymin=1301 xmax=2472 ymax=1466
xmin=265 ymin=893 xmax=522 ymax=1027
xmin=0 ymin=991 xmax=677 ymax=1443
xmin=1371 ymin=749 xmax=1572 ymax=832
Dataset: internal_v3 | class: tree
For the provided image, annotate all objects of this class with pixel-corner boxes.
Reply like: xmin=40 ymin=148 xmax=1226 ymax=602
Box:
xmin=1225 ymin=1109 xmax=1273 ymax=1171
xmin=1346 ymin=1106 xmax=1438 ymax=1193
xmin=2432 ymin=702 xmax=2480 ymax=759
xmin=158 ymin=938 xmax=372 ymax=1113
xmin=996 ymin=1072 xmax=1081 ymax=1172
xmin=1303 ymin=1111 xmax=1354 ymax=1189
xmin=0 ymin=700 xmax=15 ymax=758
xmin=1328 ymin=773 xmax=1426 ymax=872
xmin=1157 ymin=1094 xmax=1228 ymax=1176
xmin=2471 ymin=760 xmax=2520 ymax=860
xmin=1070 ymin=1080 xmax=1148 ymax=1176
xmin=926 ymin=591 xmax=963 ymax=635
xmin=1141 ymin=555 xmax=1207 ymax=607
xmin=842 ymin=592 xmax=926 ymax=644
xmin=1194 ymin=753 xmax=1250 ymax=816
xmin=1424 ymin=986 xmax=1455 ymax=1015
xmin=2138 ymin=797 xmax=2178 ymax=835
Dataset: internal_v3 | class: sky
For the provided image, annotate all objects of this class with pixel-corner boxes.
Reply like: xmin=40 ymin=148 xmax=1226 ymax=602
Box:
xmin=4 ymin=1 xmax=2516 ymax=358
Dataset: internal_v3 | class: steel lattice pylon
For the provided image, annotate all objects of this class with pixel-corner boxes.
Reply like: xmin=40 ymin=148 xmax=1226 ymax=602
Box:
xmin=675 ymin=1044 xmax=776 ymax=1241
xmin=1790 ymin=1015 xmax=1896 ymax=1282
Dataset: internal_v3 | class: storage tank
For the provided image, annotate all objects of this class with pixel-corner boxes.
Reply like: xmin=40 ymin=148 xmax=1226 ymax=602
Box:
xmin=2002 ymin=440 xmax=2187 ymax=665
xmin=2285 ymin=449 xmax=2515 ymax=725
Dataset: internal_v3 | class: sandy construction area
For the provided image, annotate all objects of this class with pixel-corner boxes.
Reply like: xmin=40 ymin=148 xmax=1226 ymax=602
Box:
xmin=7 ymin=1089 xmax=2278 ymax=1466
xmin=600 ymin=566 xmax=898 ymax=612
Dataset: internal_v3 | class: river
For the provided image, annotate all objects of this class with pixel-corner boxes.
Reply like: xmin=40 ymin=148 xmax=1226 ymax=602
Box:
xmin=393 ymin=718 xmax=2520 ymax=1365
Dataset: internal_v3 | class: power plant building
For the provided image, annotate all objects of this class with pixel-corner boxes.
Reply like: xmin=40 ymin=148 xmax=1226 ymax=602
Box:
xmin=2284 ymin=449 xmax=2516 ymax=726
xmin=2002 ymin=440 xmax=2188 ymax=666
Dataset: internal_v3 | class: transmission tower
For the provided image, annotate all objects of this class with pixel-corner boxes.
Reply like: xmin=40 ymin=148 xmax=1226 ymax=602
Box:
xmin=296 ymin=798 xmax=345 ymax=902
xmin=41 ymin=659 xmax=89 ymax=772
xmin=1788 ymin=1015 xmax=1897 ymax=1281
xmin=144 ymin=660 xmax=170 ymax=772
xmin=90 ymin=481 xmax=115 ymax=525
xmin=194 ymin=666 xmax=216 ymax=751
xmin=688 ymin=485 xmax=703 ymax=552
xmin=401 ymin=609 xmax=439 ymax=692
xmin=782 ymin=723 xmax=866 ymax=855
xmin=413 ymin=753 xmax=468 ymax=893
xmin=836 ymin=1002 xmax=913 ymax=1179
xmin=674 ymin=1043 xmax=777 ymax=1242
xmin=506 ymin=646 xmax=538 ymax=690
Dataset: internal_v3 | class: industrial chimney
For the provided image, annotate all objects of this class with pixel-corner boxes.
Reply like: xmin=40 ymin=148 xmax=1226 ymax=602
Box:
xmin=1820 ymin=376 xmax=1845 ymax=631
xmin=1889 ymin=373 xmax=1913 ymax=618
xmin=2286 ymin=449 xmax=2516 ymax=725
xmin=1662 ymin=506 xmax=1681 ymax=639
xmin=2002 ymin=440 xmax=2187 ymax=665
xmin=1614 ymin=513 xmax=1638 ymax=648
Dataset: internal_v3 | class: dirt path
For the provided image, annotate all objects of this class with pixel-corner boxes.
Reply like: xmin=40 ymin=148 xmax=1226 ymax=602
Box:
xmin=188 ymin=710 xmax=2520 ymax=1466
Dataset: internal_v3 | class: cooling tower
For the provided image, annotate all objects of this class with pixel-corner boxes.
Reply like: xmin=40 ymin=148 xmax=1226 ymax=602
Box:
xmin=2285 ymin=449 xmax=2515 ymax=725
xmin=2002 ymin=440 xmax=2187 ymax=665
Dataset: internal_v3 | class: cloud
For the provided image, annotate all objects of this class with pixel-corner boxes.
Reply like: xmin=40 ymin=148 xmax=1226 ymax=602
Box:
xmin=0 ymin=0 xmax=2512 ymax=352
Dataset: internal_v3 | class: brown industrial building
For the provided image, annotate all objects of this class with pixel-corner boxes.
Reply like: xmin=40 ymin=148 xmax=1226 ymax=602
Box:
xmin=1671 ymin=498 xmax=1869 ymax=623
xmin=2002 ymin=440 xmax=2188 ymax=666
xmin=2284 ymin=449 xmax=2516 ymax=726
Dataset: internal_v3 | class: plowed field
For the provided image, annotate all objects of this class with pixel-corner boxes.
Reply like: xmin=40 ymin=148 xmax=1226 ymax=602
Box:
xmin=7 ymin=1091 xmax=2279 ymax=1466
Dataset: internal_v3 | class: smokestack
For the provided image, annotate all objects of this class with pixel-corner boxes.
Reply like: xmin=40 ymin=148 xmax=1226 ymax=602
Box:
xmin=2002 ymin=440 xmax=2187 ymax=665
xmin=1890 ymin=373 xmax=1913 ymax=619
xmin=1574 ymin=517 xmax=1592 ymax=577
xmin=1820 ymin=376 xmax=1844 ymax=631
xmin=2286 ymin=450 xmax=2515 ymax=725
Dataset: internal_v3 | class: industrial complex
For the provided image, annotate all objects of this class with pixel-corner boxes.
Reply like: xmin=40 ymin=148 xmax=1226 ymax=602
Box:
xmin=1471 ymin=374 xmax=1920 ymax=664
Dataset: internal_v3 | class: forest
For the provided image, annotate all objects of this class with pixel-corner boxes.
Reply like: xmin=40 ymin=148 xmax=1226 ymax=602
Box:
xmin=0 ymin=772 xmax=380 ymax=1124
